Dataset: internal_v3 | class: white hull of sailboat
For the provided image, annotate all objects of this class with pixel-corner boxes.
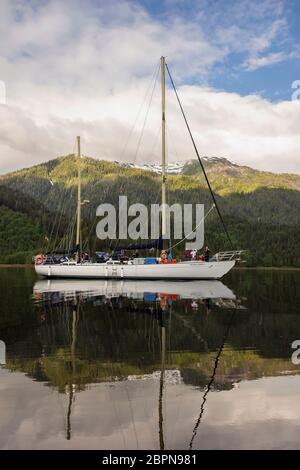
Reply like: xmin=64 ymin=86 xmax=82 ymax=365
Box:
xmin=35 ymin=260 xmax=235 ymax=280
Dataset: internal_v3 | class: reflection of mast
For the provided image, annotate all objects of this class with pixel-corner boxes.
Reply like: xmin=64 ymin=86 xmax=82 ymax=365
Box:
xmin=66 ymin=302 xmax=79 ymax=440
xmin=189 ymin=308 xmax=236 ymax=450
xmin=158 ymin=310 xmax=166 ymax=450
xmin=204 ymin=298 xmax=211 ymax=315
xmin=71 ymin=304 xmax=78 ymax=374
xmin=66 ymin=383 xmax=74 ymax=441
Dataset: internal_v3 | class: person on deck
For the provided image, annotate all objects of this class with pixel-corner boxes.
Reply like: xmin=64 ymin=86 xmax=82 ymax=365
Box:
xmin=204 ymin=246 xmax=210 ymax=262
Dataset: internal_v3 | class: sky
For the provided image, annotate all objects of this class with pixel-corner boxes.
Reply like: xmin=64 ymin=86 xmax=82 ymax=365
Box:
xmin=0 ymin=0 xmax=299 ymax=174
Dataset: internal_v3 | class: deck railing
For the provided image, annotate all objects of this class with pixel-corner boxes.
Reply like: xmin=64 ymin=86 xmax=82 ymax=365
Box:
xmin=212 ymin=250 xmax=247 ymax=262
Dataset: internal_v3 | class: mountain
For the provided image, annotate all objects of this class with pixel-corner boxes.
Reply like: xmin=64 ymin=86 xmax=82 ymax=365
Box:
xmin=119 ymin=156 xmax=300 ymax=195
xmin=0 ymin=155 xmax=300 ymax=266
xmin=182 ymin=157 xmax=300 ymax=196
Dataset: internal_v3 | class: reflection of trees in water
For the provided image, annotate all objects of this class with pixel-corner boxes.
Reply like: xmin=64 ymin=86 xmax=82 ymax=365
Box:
xmin=229 ymin=269 xmax=300 ymax=318
xmin=3 ymin=290 xmax=300 ymax=396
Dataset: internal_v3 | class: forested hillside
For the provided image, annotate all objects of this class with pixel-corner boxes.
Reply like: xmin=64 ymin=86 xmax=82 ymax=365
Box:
xmin=182 ymin=158 xmax=300 ymax=195
xmin=0 ymin=155 xmax=299 ymax=266
xmin=0 ymin=185 xmax=58 ymax=263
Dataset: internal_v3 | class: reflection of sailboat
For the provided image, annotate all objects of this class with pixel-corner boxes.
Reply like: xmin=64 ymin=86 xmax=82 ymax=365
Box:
xmin=31 ymin=277 xmax=242 ymax=447
xmin=33 ymin=278 xmax=236 ymax=304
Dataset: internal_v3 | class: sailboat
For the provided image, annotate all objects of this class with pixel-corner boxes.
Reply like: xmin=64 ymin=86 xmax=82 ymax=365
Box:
xmin=35 ymin=57 xmax=243 ymax=280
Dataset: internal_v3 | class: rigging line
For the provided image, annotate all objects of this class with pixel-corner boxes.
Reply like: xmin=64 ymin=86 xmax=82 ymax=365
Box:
xmin=133 ymin=66 xmax=160 ymax=163
xmin=189 ymin=307 xmax=237 ymax=450
xmin=109 ymin=177 xmax=130 ymax=253
xmin=82 ymin=216 xmax=97 ymax=251
xmin=109 ymin=156 xmax=161 ymax=254
xmin=141 ymin=316 xmax=157 ymax=449
xmin=50 ymin=180 xmax=74 ymax=250
xmin=109 ymin=167 xmax=159 ymax=253
xmin=47 ymin=186 xmax=66 ymax=248
xmin=171 ymin=310 xmax=210 ymax=353
xmin=56 ymin=199 xmax=73 ymax=251
xmin=81 ymin=213 xmax=93 ymax=252
xmin=47 ymin=142 xmax=77 ymax=249
xmin=166 ymin=120 xmax=181 ymax=163
xmin=44 ymin=176 xmax=64 ymax=249
xmin=165 ymin=63 xmax=234 ymax=250
xmin=149 ymin=123 xmax=162 ymax=159
xmin=67 ymin=210 xmax=77 ymax=252
xmin=127 ymin=376 xmax=148 ymax=450
xmin=106 ymin=382 xmax=127 ymax=450
xmin=56 ymin=139 xmax=78 ymax=250
xmin=104 ymin=171 xmax=132 ymax=253
xmin=119 ymin=62 xmax=160 ymax=162
xmin=51 ymin=194 xmax=68 ymax=250
xmin=168 ymin=204 xmax=215 ymax=251
xmin=90 ymin=181 xmax=112 ymax=252
xmin=110 ymin=121 xmax=163 ymax=253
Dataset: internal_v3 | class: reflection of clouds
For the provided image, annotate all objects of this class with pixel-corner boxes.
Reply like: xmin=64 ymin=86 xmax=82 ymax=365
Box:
xmin=127 ymin=370 xmax=182 ymax=385
xmin=0 ymin=368 xmax=300 ymax=449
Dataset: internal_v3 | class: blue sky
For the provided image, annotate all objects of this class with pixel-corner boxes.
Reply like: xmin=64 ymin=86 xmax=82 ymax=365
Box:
xmin=0 ymin=0 xmax=300 ymax=173
xmin=138 ymin=0 xmax=300 ymax=101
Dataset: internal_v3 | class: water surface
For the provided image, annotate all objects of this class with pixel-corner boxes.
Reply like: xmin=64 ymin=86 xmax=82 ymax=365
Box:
xmin=0 ymin=267 xmax=300 ymax=449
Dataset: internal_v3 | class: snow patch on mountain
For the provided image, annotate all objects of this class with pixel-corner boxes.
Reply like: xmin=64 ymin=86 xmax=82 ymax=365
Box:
xmin=116 ymin=156 xmax=235 ymax=174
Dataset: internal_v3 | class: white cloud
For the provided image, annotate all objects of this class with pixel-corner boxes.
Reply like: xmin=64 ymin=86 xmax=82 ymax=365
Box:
xmin=243 ymin=47 xmax=300 ymax=72
xmin=244 ymin=51 xmax=286 ymax=71
xmin=0 ymin=0 xmax=299 ymax=174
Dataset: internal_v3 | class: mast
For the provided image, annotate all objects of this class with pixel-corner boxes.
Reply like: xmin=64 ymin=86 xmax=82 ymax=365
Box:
xmin=161 ymin=56 xmax=167 ymax=248
xmin=75 ymin=136 xmax=81 ymax=263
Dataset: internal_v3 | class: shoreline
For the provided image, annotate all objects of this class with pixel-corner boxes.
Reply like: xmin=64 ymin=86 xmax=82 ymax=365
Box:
xmin=0 ymin=264 xmax=34 ymax=268
xmin=234 ymin=266 xmax=300 ymax=271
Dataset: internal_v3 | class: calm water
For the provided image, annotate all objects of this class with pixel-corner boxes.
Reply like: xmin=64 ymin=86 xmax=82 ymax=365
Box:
xmin=0 ymin=267 xmax=300 ymax=450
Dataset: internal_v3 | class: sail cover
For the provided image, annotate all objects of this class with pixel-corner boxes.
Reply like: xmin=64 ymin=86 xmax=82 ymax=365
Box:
xmin=46 ymin=244 xmax=79 ymax=255
xmin=114 ymin=238 xmax=163 ymax=251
